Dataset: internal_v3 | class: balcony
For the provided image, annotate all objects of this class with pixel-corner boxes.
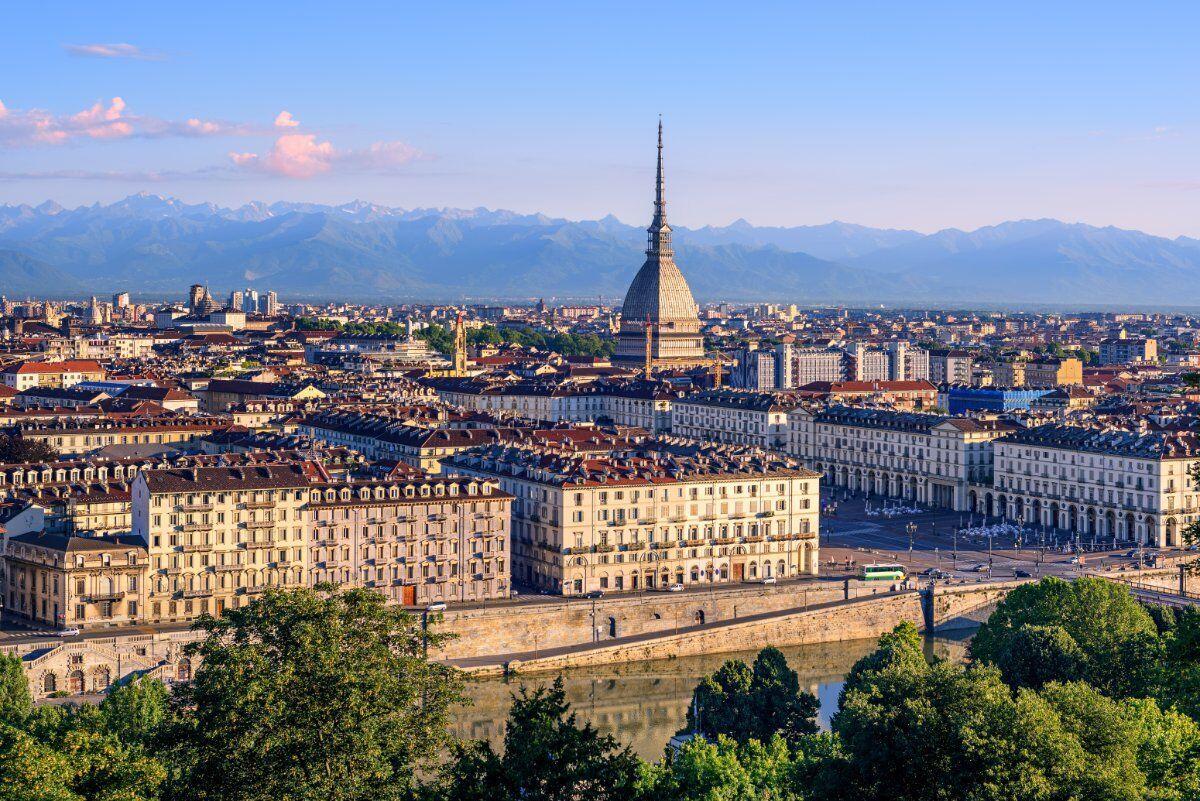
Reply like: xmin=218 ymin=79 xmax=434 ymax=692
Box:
xmin=242 ymin=541 xmax=275 ymax=549
xmin=180 ymin=523 xmax=210 ymax=532
xmin=83 ymin=592 xmax=124 ymax=603
xmin=182 ymin=543 xmax=211 ymax=552
xmin=622 ymin=542 xmax=646 ymax=552
xmin=214 ymin=564 xmax=243 ymax=572
xmin=242 ymin=520 xmax=275 ymax=530
xmin=178 ymin=503 xmax=213 ymax=513
xmin=593 ymin=544 xmax=615 ymax=553
xmin=181 ymin=589 xmax=210 ymax=599
xmin=243 ymin=501 xmax=276 ymax=510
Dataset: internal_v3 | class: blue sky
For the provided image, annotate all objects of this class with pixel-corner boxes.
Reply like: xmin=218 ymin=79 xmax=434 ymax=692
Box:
xmin=2 ymin=1 xmax=1199 ymax=236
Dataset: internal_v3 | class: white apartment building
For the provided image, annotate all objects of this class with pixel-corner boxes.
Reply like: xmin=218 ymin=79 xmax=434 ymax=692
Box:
xmin=788 ymin=406 xmax=1017 ymax=511
xmin=444 ymin=439 xmax=820 ymax=596
xmin=987 ymin=424 xmax=1200 ymax=547
xmin=131 ymin=464 xmax=316 ymax=623
xmin=672 ymin=390 xmax=797 ymax=450
xmin=792 ymin=348 xmax=846 ymax=386
xmin=426 ymin=378 xmax=677 ymax=433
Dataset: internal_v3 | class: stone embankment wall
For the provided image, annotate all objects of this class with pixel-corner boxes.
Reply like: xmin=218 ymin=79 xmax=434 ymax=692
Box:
xmin=480 ymin=592 xmax=926 ymax=676
xmin=435 ymin=580 xmax=895 ymax=660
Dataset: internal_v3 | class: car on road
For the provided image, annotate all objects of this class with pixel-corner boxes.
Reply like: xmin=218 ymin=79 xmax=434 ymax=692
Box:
xmin=425 ymin=602 xmax=447 ymax=612
xmin=1125 ymin=550 xmax=1139 ymax=558
xmin=1014 ymin=569 xmax=1032 ymax=578
xmin=1068 ymin=557 xmax=1080 ymax=565
xmin=583 ymin=590 xmax=604 ymax=599
xmin=761 ymin=577 xmax=777 ymax=585
xmin=667 ymin=583 xmax=685 ymax=592
xmin=969 ymin=563 xmax=990 ymax=573
xmin=58 ymin=628 xmax=80 ymax=637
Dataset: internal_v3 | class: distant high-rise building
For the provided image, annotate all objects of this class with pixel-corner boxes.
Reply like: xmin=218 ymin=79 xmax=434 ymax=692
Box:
xmin=260 ymin=291 xmax=279 ymax=316
xmin=229 ymin=290 xmax=243 ymax=312
xmin=112 ymin=292 xmax=130 ymax=309
xmin=242 ymin=289 xmax=259 ymax=314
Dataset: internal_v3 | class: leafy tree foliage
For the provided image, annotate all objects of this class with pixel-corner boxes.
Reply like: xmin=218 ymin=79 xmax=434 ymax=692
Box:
xmin=165 ymin=586 xmax=463 ymax=801
xmin=994 ymin=624 xmax=1086 ymax=689
xmin=0 ymin=434 xmax=60 ymax=464
xmin=972 ymin=576 xmax=1160 ymax=696
xmin=439 ymin=677 xmax=641 ymax=801
xmin=0 ymin=652 xmax=32 ymax=725
xmin=688 ymin=647 xmax=819 ymax=746
xmin=827 ymin=622 xmax=1200 ymax=801
xmin=98 ymin=675 xmax=170 ymax=746
xmin=637 ymin=733 xmax=822 ymax=801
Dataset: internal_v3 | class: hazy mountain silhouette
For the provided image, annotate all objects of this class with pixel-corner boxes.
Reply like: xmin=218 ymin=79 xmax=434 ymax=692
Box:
xmin=0 ymin=195 xmax=1197 ymax=304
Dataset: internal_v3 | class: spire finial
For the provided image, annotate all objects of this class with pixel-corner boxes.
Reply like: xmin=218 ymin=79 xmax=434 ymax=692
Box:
xmin=646 ymin=117 xmax=672 ymax=259
xmin=655 ymin=117 xmax=665 ymax=213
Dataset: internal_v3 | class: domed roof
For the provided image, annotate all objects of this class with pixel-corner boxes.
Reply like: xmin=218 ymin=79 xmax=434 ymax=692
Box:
xmin=621 ymin=257 xmax=698 ymax=324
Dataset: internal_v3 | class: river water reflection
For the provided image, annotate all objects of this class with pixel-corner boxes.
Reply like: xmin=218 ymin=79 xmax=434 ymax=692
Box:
xmin=454 ymin=634 xmax=972 ymax=761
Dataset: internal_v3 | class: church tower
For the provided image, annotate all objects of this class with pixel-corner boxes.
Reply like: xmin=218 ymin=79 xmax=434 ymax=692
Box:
xmin=614 ymin=120 xmax=705 ymax=368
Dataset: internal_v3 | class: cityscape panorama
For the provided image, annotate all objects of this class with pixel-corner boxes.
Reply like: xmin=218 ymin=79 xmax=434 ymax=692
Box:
xmin=2 ymin=4 xmax=1200 ymax=800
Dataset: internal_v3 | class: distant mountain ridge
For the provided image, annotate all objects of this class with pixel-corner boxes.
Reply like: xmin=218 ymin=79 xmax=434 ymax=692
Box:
xmin=0 ymin=193 xmax=1197 ymax=306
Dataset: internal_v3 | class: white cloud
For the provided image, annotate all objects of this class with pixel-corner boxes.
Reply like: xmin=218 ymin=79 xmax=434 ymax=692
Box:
xmin=63 ymin=43 xmax=164 ymax=61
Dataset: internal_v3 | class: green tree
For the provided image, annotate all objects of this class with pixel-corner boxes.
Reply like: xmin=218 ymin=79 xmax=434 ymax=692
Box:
xmin=21 ymin=704 xmax=166 ymax=801
xmin=687 ymin=647 xmax=819 ymax=746
xmin=99 ymin=676 xmax=170 ymax=746
xmin=0 ymin=652 xmax=31 ymax=725
xmin=971 ymin=577 xmax=1159 ymax=697
xmin=165 ymin=586 xmax=462 ymax=801
xmin=440 ymin=678 xmax=641 ymax=801
xmin=637 ymin=734 xmax=814 ymax=801
xmin=994 ymin=624 xmax=1086 ymax=690
xmin=0 ymin=723 xmax=76 ymax=801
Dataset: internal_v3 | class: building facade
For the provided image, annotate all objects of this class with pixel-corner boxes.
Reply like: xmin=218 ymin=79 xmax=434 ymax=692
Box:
xmin=788 ymin=406 xmax=1016 ymax=511
xmin=445 ymin=439 xmax=820 ymax=596
xmin=985 ymin=424 xmax=1200 ymax=548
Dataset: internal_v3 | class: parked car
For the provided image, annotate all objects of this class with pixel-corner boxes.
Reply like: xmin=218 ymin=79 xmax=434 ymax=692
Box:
xmin=58 ymin=628 xmax=80 ymax=637
xmin=970 ymin=563 xmax=990 ymax=573
xmin=668 ymin=583 xmax=685 ymax=592
xmin=425 ymin=602 xmax=447 ymax=612
xmin=761 ymin=577 xmax=778 ymax=585
xmin=1014 ymin=569 xmax=1032 ymax=578
xmin=583 ymin=590 xmax=604 ymax=599
xmin=1068 ymin=557 xmax=1080 ymax=565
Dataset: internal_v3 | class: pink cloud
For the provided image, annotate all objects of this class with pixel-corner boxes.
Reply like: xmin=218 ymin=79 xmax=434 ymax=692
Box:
xmin=266 ymin=134 xmax=337 ymax=177
xmin=68 ymin=97 xmax=133 ymax=139
xmin=274 ymin=111 xmax=299 ymax=128
xmin=229 ymin=134 xmax=421 ymax=178
xmin=0 ymin=97 xmax=245 ymax=145
xmin=227 ymin=152 xmax=260 ymax=167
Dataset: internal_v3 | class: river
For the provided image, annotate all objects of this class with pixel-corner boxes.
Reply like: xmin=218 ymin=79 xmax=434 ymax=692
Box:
xmin=452 ymin=633 xmax=973 ymax=760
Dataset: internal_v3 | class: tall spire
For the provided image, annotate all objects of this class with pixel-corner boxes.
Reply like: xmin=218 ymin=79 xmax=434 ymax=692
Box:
xmin=647 ymin=117 xmax=673 ymax=260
